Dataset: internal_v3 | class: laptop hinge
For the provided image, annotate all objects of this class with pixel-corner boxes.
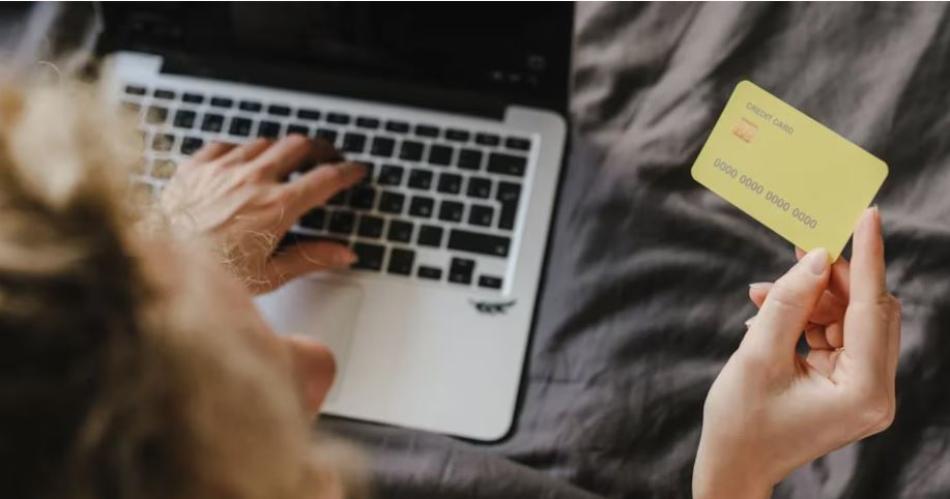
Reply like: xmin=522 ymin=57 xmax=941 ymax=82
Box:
xmin=159 ymin=52 xmax=508 ymax=120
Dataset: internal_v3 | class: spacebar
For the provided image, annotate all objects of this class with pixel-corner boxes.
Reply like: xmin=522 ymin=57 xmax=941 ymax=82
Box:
xmin=448 ymin=229 xmax=510 ymax=258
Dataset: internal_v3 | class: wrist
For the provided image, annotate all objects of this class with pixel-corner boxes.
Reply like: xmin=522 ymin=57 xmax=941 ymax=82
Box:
xmin=693 ymin=455 xmax=774 ymax=499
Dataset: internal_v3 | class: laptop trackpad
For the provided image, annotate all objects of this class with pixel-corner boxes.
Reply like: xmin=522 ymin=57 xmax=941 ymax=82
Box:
xmin=254 ymin=277 xmax=363 ymax=401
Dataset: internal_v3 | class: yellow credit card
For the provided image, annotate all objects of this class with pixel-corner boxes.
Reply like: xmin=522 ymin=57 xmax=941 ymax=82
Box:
xmin=691 ymin=80 xmax=888 ymax=261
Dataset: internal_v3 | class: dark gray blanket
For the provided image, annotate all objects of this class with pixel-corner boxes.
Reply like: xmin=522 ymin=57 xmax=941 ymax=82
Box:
xmin=327 ymin=3 xmax=950 ymax=498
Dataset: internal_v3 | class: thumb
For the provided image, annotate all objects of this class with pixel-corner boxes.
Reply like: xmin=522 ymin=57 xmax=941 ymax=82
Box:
xmin=263 ymin=241 xmax=357 ymax=291
xmin=741 ymin=248 xmax=830 ymax=363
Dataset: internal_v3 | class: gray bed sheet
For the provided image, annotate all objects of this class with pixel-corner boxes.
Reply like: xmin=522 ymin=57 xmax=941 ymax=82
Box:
xmin=325 ymin=3 xmax=950 ymax=499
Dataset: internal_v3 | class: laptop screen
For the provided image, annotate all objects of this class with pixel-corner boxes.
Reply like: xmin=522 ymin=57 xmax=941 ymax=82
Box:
xmin=98 ymin=2 xmax=573 ymax=116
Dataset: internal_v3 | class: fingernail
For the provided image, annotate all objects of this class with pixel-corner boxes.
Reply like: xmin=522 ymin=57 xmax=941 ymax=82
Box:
xmin=802 ymin=248 xmax=829 ymax=275
xmin=749 ymin=282 xmax=771 ymax=290
xmin=336 ymin=249 xmax=358 ymax=266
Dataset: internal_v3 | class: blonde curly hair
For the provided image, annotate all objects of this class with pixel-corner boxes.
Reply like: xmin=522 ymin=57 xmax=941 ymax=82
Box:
xmin=0 ymin=76 xmax=366 ymax=498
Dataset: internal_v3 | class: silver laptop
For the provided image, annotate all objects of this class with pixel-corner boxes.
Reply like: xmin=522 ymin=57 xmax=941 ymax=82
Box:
xmin=99 ymin=3 xmax=572 ymax=440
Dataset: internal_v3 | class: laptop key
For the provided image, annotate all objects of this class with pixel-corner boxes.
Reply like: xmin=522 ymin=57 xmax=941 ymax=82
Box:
xmin=487 ymin=152 xmax=527 ymax=176
xmin=154 ymin=88 xmax=175 ymax=100
xmin=180 ymin=136 xmax=204 ymax=155
xmin=407 ymin=169 xmax=433 ymax=190
xmin=386 ymin=120 xmax=410 ymax=133
xmin=315 ymin=128 xmax=338 ymax=145
xmin=125 ymin=84 xmax=146 ymax=96
xmin=417 ymin=225 xmax=443 ymax=247
xmin=287 ymin=124 xmax=309 ymax=136
xmin=445 ymin=129 xmax=470 ymax=142
xmin=415 ymin=124 xmax=440 ymax=138
xmin=240 ymin=100 xmax=262 ymax=112
xmin=468 ymin=204 xmax=494 ymax=227
xmin=437 ymin=173 xmax=462 ymax=194
xmin=370 ymin=137 xmax=395 ymax=157
xmin=173 ymin=109 xmax=196 ymax=129
xmin=466 ymin=177 xmax=492 ymax=198
xmin=211 ymin=97 xmax=233 ymax=108
xmin=327 ymin=190 xmax=348 ymax=206
xmin=378 ymin=164 xmax=404 ymax=186
xmin=506 ymin=137 xmax=531 ymax=151
xmin=408 ymin=196 xmax=434 ymax=218
xmin=327 ymin=112 xmax=350 ymax=125
xmin=357 ymin=162 xmax=375 ymax=185
xmin=387 ymin=248 xmax=415 ymax=276
xmin=182 ymin=92 xmax=204 ymax=104
xmin=399 ymin=140 xmax=424 ymax=161
xmin=146 ymin=106 xmax=168 ymax=124
xmin=417 ymin=265 xmax=442 ymax=280
xmin=496 ymin=181 xmax=522 ymax=230
xmin=448 ymin=229 xmax=510 ymax=257
xmin=328 ymin=210 xmax=356 ymax=234
xmin=457 ymin=149 xmax=482 ymax=170
xmin=229 ymin=117 xmax=252 ymax=137
xmin=475 ymin=133 xmax=500 ymax=146
xmin=387 ymin=220 xmax=414 ymax=243
xmin=268 ymin=104 xmax=291 ymax=116
xmin=151 ymin=159 xmax=177 ymax=180
xmin=201 ymin=113 xmax=224 ymax=133
xmin=438 ymin=200 xmax=464 ymax=222
xmin=258 ymin=120 xmax=281 ymax=138
xmin=478 ymin=275 xmax=503 ymax=289
xmin=342 ymin=133 xmax=366 ymax=153
xmin=349 ymin=186 xmax=376 ymax=210
xmin=152 ymin=133 xmax=174 ymax=152
xmin=379 ymin=191 xmax=405 ymax=214
xmin=352 ymin=243 xmax=384 ymax=271
xmin=301 ymin=208 xmax=327 ymax=230
xmin=357 ymin=215 xmax=384 ymax=239
xmin=449 ymin=257 xmax=475 ymax=285
xmin=356 ymin=116 xmax=380 ymax=129
xmin=428 ymin=144 xmax=453 ymax=166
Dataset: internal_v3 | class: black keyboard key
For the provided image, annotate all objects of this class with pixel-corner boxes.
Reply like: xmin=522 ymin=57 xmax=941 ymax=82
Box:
xmin=428 ymin=144 xmax=453 ymax=166
xmin=297 ymin=108 xmax=321 ymax=120
xmin=478 ymin=275 xmax=503 ymax=289
xmin=408 ymin=196 xmax=434 ymax=218
xmin=357 ymin=161 xmax=375 ymax=185
xmin=399 ymin=140 xmax=424 ymax=161
xmin=387 ymin=248 xmax=415 ymax=276
xmin=496 ymin=181 xmax=522 ymax=230
xmin=356 ymin=116 xmax=380 ymax=129
xmin=173 ymin=109 xmax=196 ymax=129
xmin=182 ymin=92 xmax=204 ymax=104
xmin=257 ymin=120 xmax=281 ymax=138
xmin=287 ymin=124 xmax=309 ymax=136
xmin=342 ymin=133 xmax=366 ymax=153
xmin=415 ymin=124 xmax=439 ymax=137
xmin=180 ymin=136 xmax=204 ymax=155
xmin=357 ymin=215 xmax=384 ymax=239
xmin=122 ymin=101 xmax=141 ymax=114
xmin=327 ymin=189 xmax=348 ymax=206
xmin=201 ymin=113 xmax=224 ymax=132
xmin=468 ymin=204 xmax=494 ymax=227
xmin=466 ymin=177 xmax=492 ymax=198
xmin=417 ymin=265 xmax=442 ymax=280
xmin=125 ymin=84 xmax=146 ymax=96
xmin=352 ymin=243 xmax=384 ymax=271
xmin=327 ymin=112 xmax=350 ymax=125
xmin=153 ymin=88 xmax=175 ymax=100
xmin=438 ymin=200 xmax=464 ymax=222
xmin=210 ymin=96 xmax=233 ymax=108
xmin=268 ymin=104 xmax=291 ymax=116
xmin=448 ymin=258 xmax=475 ymax=285
xmin=448 ymin=229 xmax=510 ymax=257
xmin=506 ymin=137 xmax=531 ymax=151
xmin=379 ymin=191 xmax=405 ymax=214
xmin=378 ymin=164 xmax=403 ymax=186
xmin=328 ymin=210 xmax=356 ymax=234
xmin=386 ymin=120 xmax=410 ymax=133
xmin=370 ymin=137 xmax=395 ymax=158
xmin=151 ymin=133 xmax=174 ymax=152
xmin=301 ymin=208 xmax=327 ymax=230
xmin=315 ymin=128 xmax=338 ymax=145
xmin=457 ymin=149 xmax=482 ymax=170
xmin=445 ymin=129 xmax=470 ymax=142
xmin=417 ymin=225 xmax=443 ymax=247
xmin=437 ymin=173 xmax=462 ymax=194
xmin=349 ymin=186 xmax=376 ymax=210
xmin=475 ymin=133 xmax=500 ymax=146
xmin=387 ymin=220 xmax=414 ymax=243
xmin=240 ymin=100 xmax=262 ymax=112
xmin=145 ymin=106 xmax=168 ymax=124
xmin=407 ymin=169 xmax=433 ymax=190
xmin=487 ymin=152 xmax=527 ymax=177
xmin=229 ymin=117 xmax=252 ymax=137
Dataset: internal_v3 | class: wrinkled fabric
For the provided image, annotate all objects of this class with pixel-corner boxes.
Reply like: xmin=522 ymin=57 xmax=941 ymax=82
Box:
xmin=328 ymin=3 xmax=950 ymax=498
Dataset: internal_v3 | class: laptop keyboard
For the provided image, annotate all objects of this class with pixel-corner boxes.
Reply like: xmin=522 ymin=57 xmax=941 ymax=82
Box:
xmin=122 ymin=83 xmax=534 ymax=292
